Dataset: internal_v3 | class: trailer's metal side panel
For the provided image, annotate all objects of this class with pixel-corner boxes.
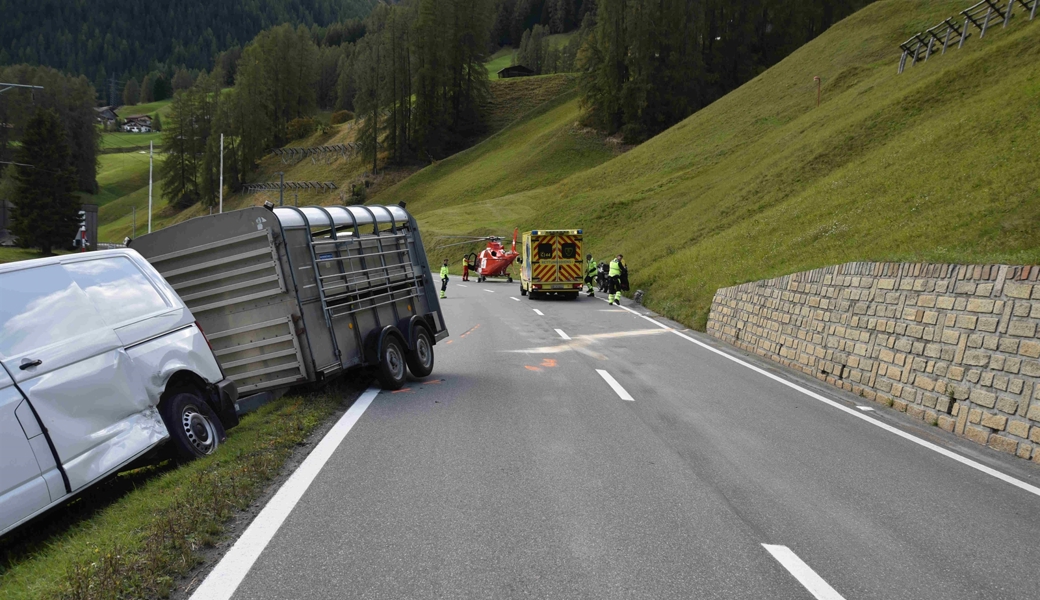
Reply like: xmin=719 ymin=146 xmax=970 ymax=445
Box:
xmin=132 ymin=211 xmax=310 ymax=395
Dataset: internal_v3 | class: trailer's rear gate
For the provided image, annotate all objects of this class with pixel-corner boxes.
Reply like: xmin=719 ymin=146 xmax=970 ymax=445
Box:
xmin=134 ymin=213 xmax=309 ymax=396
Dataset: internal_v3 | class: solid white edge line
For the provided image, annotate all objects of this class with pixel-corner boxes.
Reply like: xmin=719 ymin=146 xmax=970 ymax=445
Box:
xmin=533 ymin=309 xmax=544 ymax=316
xmin=596 ymin=369 xmax=635 ymax=401
xmin=762 ymin=544 xmax=845 ymax=600
xmin=857 ymin=406 xmax=875 ymax=412
xmin=510 ymin=297 xmax=521 ymax=301
xmin=554 ymin=328 xmax=571 ymax=340
xmin=189 ymin=387 xmax=381 ymax=600
xmin=609 ymin=301 xmax=1040 ymax=499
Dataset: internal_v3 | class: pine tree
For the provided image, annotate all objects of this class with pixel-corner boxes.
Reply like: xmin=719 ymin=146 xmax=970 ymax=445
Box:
xmin=140 ymin=73 xmax=155 ymax=103
xmin=10 ymin=108 xmax=80 ymax=255
xmin=123 ymin=77 xmax=141 ymax=105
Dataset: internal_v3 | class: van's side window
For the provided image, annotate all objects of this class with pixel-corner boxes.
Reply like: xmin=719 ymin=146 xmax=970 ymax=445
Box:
xmin=0 ymin=265 xmax=102 ymax=358
xmin=65 ymin=258 xmax=170 ymax=326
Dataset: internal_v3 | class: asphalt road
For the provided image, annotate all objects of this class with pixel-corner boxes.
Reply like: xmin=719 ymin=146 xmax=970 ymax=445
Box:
xmin=210 ymin=280 xmax=1040 ymax=600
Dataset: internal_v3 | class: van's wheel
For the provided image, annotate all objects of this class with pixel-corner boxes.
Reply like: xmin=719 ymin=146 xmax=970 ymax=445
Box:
xmin=520 ymin=284 xmax=527 ymax=296
xmin=376 ymin=336 xmax=407 ymax=390
xmin=159 ymin=391 xmax=226 ymax=460
xmin=406 ymin=328 xmax=435 ymax=378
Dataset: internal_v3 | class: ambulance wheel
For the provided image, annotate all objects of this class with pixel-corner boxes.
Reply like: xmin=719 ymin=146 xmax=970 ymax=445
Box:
xmin=520 ymin=285 xmax=527 ymax=296
xmin=406 ymin=328 xmax=435 ymax=378
xmin=376 ymin=336 xmax=407 ymax=390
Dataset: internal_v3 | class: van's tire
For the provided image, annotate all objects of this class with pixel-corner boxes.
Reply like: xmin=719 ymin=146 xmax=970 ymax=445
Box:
xmin=520 ymin=284 xmax=527 ymax=296
xmin=376 ymin=336 xmax=407 ymax=390
xmin=159 ymin=391 xmax=226 ymax=460
xmin=406 ymin=327 xmax=435 ymax=378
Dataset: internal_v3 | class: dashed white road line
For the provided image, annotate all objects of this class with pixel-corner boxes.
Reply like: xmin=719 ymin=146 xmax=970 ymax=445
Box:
xmin=483 ymin=289 xmax=495 ymax=293
xmin=533 ymin=309 xmax=544 ymax=316
xmin=601 ymin=298 xmax=1040 ymax=499
xmin=457 ymin=284 xmax=468 ymax=288
xmin=857 ymin=406 xmax=874 ymax=412
xmin=762 ymin=545 xmax=845 ymax=600
xmin=189 ymin=387 xmax=380 ymax=600
xmin=510 ymin=297 xmax=521 ymax=302
xmin=554 ymin=328 xmax=570 ymax=340
xmin=596 ymin=369 xmax=634 ymax=401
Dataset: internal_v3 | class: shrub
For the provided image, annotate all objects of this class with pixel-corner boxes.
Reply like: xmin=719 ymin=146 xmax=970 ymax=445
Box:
xmin=330 ymin=110 xmax=354 ymax=125
xmin=286 ymin=117 xmax=317 ymax=141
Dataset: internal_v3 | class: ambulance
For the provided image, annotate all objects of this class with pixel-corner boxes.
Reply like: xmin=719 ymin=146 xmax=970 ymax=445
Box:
xmin=518 ymin=229 xmax=584 ymax=299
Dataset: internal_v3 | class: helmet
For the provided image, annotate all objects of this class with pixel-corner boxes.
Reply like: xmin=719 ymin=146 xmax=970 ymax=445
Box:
xmin=586 ymin=254 xmax=592 ymax=260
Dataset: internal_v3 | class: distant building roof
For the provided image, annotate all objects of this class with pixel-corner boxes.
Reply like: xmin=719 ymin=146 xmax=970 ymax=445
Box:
xmin=497 ymin=65 xmax=536 ymax=78
xmin=123 ymin=114 xmax=152 ymax=121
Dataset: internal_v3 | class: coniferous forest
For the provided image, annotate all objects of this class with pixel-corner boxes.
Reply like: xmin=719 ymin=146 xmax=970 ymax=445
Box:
xmin=0 ymin=0 xmax=872 ymax=215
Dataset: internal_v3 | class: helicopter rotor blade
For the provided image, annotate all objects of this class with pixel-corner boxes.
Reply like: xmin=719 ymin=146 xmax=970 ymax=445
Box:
xmin=435 ymin=240 xmax=489 ymax=249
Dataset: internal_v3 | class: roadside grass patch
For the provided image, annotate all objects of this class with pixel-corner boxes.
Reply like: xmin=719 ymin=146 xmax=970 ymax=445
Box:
xmin=0 ymin=386 xmax=354 ymax=599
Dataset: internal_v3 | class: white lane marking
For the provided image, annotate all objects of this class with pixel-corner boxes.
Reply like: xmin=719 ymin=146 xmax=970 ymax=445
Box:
xmin=457 ymin=284 xmax=468 ymax=288
xmin=554 ymin=328 xmax=571 ymax=340
xmin=510 ymin=297 xmax=521 ymax=302
xmin=189 ymin=387 xmax=380 ymax=600
xmin=597 ymin=369 xmax=634 ymax=401
xmin=857 ymin=406 xmax=874 ymax=412
xmin=533 ymin=309 xmax=544 ymax=316
xmin=605 ymin=299 xmax=1040 ymax=499
xmin=484 ymin=289 xmax=495 ymax=293
xmin=762 ymin=545 xmax=845 ymax=600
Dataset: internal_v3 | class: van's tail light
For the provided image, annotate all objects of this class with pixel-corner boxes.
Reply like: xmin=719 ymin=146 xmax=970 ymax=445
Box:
xmin=196 ymin=321 xmax=215 ymax=353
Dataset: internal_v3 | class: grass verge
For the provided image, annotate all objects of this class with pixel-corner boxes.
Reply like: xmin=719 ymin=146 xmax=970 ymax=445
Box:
xmin=0 ymin=385 xmax=354 ymax=599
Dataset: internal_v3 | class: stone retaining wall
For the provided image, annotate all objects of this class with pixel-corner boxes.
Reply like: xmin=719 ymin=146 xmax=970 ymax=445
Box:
xmin=707 ymin=262 xmax=1040 ymax=464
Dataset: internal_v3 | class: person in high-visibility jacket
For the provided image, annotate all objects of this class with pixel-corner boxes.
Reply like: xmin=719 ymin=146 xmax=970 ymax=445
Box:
xmin=462 ymin=256 xmax=470 ymax=281
xmin=608 ymin=254 xmax=625 ymax=305
xmin=584 ymin=254 xmax=597 ymax=297
xmin=440 ymin=259 xmax=450 ymax=299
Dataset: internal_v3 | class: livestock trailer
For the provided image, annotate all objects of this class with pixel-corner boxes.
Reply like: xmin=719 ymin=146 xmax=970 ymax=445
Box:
xmin=130 ymin=203 xmax=447 ymax=403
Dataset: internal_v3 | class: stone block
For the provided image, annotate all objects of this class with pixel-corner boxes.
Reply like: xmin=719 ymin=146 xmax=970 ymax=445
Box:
xmin=955 ymin=282 xmax=977 ymax=294
xmin=914 ymin=374 xmax=936 ymax=391
xmin=962 ymin=350 xmax=990 ymax=366
xmin=988 ymin=434 xmax=1018 ymax=454
xmin=1008 ymin=320 xmax=1037 ymax=338
xmin=1016 ymin=443 xmax=1033 ymax=459
xmin=1005 ymin=282 xmax=1033 ymax=299
xmin=1008 ymin=420 xmax=1030 ymax=439
xmin=993 ymin=374 xmax=1009 ymax=391
xmin=976 ymin=317 xmax=999 ymax=333
xmin=917 ymin=295 xmax=937 ymax=308
xmin=1028 ymin=404 xmax=1040 ymax=423
xmin=942 ymin=330 xmax=960 ymax=344
xmin=1023 ymin=361 xmax=1040 ymax=378
xmin=936 ymin=297 xmax=955 ymax=310
xmin=1010 ymin=379 xmax=1024 ymax=394
xmin=967 ymin=299 xmax=995 ymax=313
xmin=969 ymin=389 xmax=996 ymax=408
xmin=968 ymin=408 xmax=982 ymax=424
xmin=892 ymin=398 xmax=908 ymax=412
xmin=965 ymin=425 xmax=990 ymax=445
xmin=999 ymin=338 xmax=1020 ymax=353
xmin=996 ymin=396 xmax=1017 ymax=414
xmin=906 ymin=404 xmax=925 ymax=420
xmin=976 ymin=283 xmax=994 ymax=296
xmin=878 ymin=278 xmax=896 ymax=290
xmin=955 ymin=315 xmax=977 ymax=329
xmin=1014 ymin=302 xmax=1032 ymax=317
xmin=1019 ymin=341 xmax=1040 ymax=359
xmin=948 ymin=366 xmax=965 ymax=381
xmin=938 ymin=415 xmax=956 ymax=432
xmin=1005 ymin=357 xmax=1022 ymax=374
xmin=1031 ymin=426 xmax=1040 ymax=443
xmin=981 ymin=412 xmax=1007 ymax=430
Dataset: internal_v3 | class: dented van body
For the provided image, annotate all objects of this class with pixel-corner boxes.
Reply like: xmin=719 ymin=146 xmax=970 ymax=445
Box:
xmin=0 ymin=249 xmax=238 ymax=537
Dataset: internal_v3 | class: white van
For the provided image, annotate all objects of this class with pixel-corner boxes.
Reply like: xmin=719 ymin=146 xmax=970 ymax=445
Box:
xmin=0 ymin=249 xmax=238 ymax=537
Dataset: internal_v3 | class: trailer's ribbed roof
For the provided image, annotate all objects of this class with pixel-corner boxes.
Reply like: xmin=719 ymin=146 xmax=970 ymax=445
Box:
xmin=273 ymin=204 xmax=410 ymax=232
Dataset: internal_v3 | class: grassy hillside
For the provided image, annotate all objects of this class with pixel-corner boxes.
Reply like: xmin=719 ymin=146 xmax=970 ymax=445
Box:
xmin=377 ymin=0 xmax=1040 ymax=330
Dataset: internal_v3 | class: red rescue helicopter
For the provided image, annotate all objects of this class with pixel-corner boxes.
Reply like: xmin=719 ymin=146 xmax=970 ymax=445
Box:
xmin=438 ymin=229 xmax=520 ymax=282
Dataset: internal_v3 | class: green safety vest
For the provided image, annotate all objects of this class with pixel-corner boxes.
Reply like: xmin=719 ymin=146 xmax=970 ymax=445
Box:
xmin=586 ymin=259 xmax=597 ymax=277
xmin=440 ymin=265 xmax=450 ymax=278
xmin=609 ymin=259 xmax=622 ymax=277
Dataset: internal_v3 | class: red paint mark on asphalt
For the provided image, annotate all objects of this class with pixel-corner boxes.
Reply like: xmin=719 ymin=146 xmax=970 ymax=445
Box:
xmin=524 ymin=365 xmax=542 ymax=372
xmin=541 ymin=358 xmax=557 ymax=368
xmin=391 ymin=388 xmax=414 ymax=394
xmin=423 ymin=379 xmax=444 ymax=385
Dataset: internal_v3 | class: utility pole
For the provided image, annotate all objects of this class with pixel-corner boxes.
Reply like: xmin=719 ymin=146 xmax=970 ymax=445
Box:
xmin=148 ymin=141 xmax=153 ymax=233
xmin=278 ymin=171 xmax=284 ymax=206
xmin=219 ymin=133 xmax=224 ymax=214
xmin=813 ymin=76 xmax=821 ymax=107
xmin=132 ymin=206 xmax=136 ymax=238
